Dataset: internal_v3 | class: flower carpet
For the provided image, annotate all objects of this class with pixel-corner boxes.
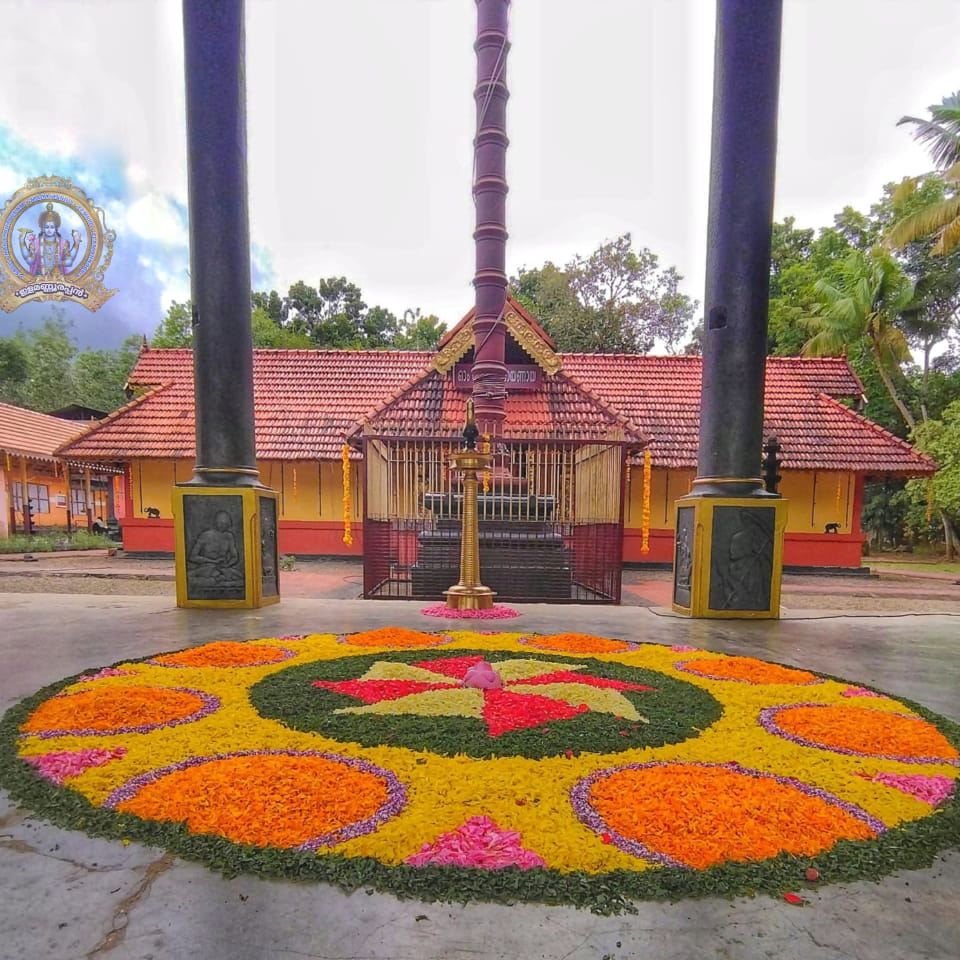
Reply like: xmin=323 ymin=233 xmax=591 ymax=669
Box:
xmin=1 ymin=627 xmax=958 ymax=913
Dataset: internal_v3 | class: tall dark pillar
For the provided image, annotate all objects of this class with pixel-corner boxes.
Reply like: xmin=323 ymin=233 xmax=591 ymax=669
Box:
xmin=471 ymin=0 xmax=510 ymax=437
xmin=182 ymin=0 xmax=259 ymax=487
xmin=672 ymin=0 xmax=788 ymax=619
xmin=696 ymin=0 xmax=782 ymax=497
xmin=173 ymin=0 xmax=279 ymax=609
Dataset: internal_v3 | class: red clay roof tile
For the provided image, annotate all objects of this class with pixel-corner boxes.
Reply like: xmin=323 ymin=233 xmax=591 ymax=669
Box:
xmin=58 ymin=344 xmax=932 ymax=475
xmin=0 ymin=401 xmax=90 ymax=462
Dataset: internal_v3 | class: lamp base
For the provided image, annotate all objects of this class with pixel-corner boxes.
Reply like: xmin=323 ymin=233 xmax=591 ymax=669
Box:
xmin=444 ymin=584 xmax=497 ymax=610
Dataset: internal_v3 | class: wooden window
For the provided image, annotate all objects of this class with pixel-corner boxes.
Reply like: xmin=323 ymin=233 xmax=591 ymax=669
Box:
xmin=13 ymin=482 xmax=50 ymax=514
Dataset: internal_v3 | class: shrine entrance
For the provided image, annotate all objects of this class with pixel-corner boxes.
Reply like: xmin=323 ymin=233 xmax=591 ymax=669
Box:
xmin=362 ymin=436 xmax=627 ymax=603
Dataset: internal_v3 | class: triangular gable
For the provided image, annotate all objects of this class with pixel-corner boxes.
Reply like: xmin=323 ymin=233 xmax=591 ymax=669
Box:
xmin=351 ymin=367 xmax=648 ymax=446
xmin=433 ymin=294 xmax=562 ymax=376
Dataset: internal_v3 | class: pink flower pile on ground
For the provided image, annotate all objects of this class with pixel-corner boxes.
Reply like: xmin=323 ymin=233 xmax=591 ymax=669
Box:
xmin=841 ymin=686 xmax=883 ymax=698
xmin=670 ymin=645 xmax=696 ymax=653
xmin=420 ymin=604 xmax=520 ymax=620
xmin=77 ymin=668 xmax=133 ymax=682
xmin=860 ymin=771 xmax=955 ymax=806
xmin=26 ymin=746 xmax=127 ymax=785
xmin=405 ymin=816 xmax=546 ymax=870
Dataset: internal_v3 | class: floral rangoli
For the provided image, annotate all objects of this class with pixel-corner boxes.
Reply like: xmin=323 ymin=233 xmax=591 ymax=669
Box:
xmin=1 ymin=628 xmax=958 ymax=913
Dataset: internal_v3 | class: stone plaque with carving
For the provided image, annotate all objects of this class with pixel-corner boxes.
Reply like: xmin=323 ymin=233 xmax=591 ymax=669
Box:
xmin=673 ymin=505 xmax=694 ymax=607
xmin=260 ymin=496 xmax=279 ymax=598
xmin=708 ymin=506 xmax=774 ymax=611
xmin=183 ymin=495 xmax=246 ymax=601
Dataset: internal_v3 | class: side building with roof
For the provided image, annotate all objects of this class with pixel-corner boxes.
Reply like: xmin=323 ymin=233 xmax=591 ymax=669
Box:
xmin=58 ymin=297 xmax=935 ymax=591
xmin=1 ymin=401 xmax=123 ymax=537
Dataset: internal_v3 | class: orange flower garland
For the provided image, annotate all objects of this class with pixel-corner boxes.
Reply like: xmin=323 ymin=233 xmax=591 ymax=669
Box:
xmin=640 ymin=449 xmax=652 ymax=555
xmin=341 ymin=443 xmax=353 ymax=546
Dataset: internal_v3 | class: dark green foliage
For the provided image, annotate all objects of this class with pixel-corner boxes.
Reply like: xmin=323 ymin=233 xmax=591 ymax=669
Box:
xmin=0 ymin=313 xmax=140 ymax=414
xmin=511 ymin=234 xmax=697 ymax=354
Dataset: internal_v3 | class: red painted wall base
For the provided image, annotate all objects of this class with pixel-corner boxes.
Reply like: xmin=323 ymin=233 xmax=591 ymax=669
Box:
xmin=622 ymin=528 xmax=864 ymax=568
xmin=124 ymin=520 xmax=862 ymax=568
xmin=122 ymin=518 xmax=363 ymax=556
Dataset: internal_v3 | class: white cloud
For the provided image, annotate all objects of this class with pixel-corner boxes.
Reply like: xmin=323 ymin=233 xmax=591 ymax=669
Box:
xmin=125 ymin=194 xmax=188 ymax=248
xmin=0 ymin=165 xmax=24 ymax=197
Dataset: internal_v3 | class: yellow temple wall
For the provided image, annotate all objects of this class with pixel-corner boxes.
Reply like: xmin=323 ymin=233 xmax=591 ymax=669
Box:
xmin=124 ymin=457 xmax=864 ymax=567
xmin=130 ymin=459 xmax=362 ymax=521
xmin=622 ymin=467 xmax=855 ymax=535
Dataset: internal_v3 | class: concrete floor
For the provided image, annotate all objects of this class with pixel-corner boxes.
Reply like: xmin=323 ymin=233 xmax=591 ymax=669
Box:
xmin=0 ymin=592 xmax=958 ymax=960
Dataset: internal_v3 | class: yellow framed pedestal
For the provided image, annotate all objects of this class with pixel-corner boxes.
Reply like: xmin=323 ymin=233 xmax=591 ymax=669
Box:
xmin=672 ymin=496 xmax=788 ymax=619
xmin=173 ymin=485 xmax=280 ymax=609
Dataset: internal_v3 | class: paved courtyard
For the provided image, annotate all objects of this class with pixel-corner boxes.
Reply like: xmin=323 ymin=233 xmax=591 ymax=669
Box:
xmin=0 ymin=591 xmax=958 ymax=960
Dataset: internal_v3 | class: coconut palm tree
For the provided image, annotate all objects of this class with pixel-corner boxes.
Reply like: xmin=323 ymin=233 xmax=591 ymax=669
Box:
xmin=886 ymin=93 xmax=960 ymax=256
xmin=802 ymin=248 xmax=917 ymax=428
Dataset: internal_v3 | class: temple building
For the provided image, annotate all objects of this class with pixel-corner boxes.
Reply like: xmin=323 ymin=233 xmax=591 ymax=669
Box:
xmin=58 ymin=296 xmax=935 ymax=599
xmin=1 ymin=401 xmax=122 ymax=536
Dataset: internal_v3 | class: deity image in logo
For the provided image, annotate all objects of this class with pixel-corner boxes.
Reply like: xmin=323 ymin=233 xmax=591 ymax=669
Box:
xmin=19 ymin=203 xmax=82 ymax=277
xmin=0 ymin=175 xmax=117 ymax=312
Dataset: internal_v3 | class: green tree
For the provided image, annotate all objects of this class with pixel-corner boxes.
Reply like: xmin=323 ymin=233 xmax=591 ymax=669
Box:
xmin=768 ymin=217 xmax=858 ymax=356
xmin=152 ymin=300 xmax=193 ymax=348
xmin=510 ymin=235 xmax=697 ymax=353
xmin=153 ymin=299 xmax=312 ymax=349
xmin=802 ymin=248 xmax=916 ymax=429
xmin=394 ymin=309 xmax=446 ymax=350
xmin=0 ymin=338 xmax=28 ymax=388
xmin=72 ymin=336 xmax=142 ymax=412
xmin=250 ymin=307 xmax=312 ymax=348
xmin=251 ymin=289 xmax=283 ymax=324
xmin=902 ymin=399 xmax=960 ymax=557
xmin=887 ymin=93 xmax=960 ymax=256
xmin=0 ymin=313 xmax=78 ymax=411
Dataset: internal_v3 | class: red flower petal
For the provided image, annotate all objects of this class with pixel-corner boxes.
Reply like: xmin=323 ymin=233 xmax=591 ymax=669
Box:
xmin=783 ymin=892 xmax=805 ymax=905
xmin=482 ymin=689 xmax=587 ymax=737
xmin=411 ymin=656 xmax=487 ymax=680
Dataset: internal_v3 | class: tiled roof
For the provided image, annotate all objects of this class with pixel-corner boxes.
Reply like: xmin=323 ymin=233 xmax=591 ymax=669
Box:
xmin=354 ymin=370 xmax=648 ymax=444
xmin=60 ymin=348 xmax=432 ymax=461
xmin=0 ymin=401 xmax=88 ymax=462
xmin=58 ymin=344 xmax=934 ymax=475
xmin=563 ymin=354 xmax=932 ymax=474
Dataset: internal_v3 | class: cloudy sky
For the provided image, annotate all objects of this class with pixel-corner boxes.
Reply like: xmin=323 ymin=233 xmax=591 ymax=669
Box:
xmin=0 ymin=0 xmax=957 ymax=349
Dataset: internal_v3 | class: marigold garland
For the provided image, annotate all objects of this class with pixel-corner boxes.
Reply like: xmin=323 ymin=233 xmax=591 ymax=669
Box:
xmin=482 ymin=433 xmax=491 ymax=494
xmin=341 ymin=443 xmax=353 ymax=546
xmin=3 ymin=630 xmax=959 ymax=913
xmin=640 ymin=449 xmax=652 ymax=554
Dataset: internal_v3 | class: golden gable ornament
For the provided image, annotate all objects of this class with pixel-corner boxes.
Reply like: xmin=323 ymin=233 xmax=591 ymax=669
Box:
xmin=0 ymin=175 xmax=117 ymax=312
